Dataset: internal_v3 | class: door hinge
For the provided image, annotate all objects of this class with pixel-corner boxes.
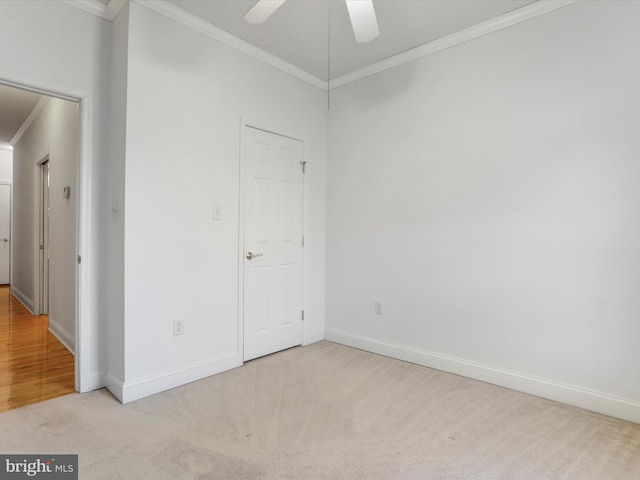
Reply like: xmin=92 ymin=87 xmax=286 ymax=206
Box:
xmin=300 ymin=161 xmax=307 ymax=173
xmin=302 ymin=235 xmax=305 ymax=247
xmin=77 ymin=255 xmax=82 ymax=264
xmin=301 ymin=310 xmax=305 ymax=321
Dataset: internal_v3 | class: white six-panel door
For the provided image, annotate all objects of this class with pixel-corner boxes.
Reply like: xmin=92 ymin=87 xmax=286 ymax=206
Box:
xmin=0 ymin=184 xmax=10 ymax=285
xmin=243 ymin=127 xmax=304 ymax=361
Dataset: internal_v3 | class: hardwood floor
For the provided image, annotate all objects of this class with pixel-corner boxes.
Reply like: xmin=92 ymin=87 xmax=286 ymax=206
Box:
xmin=0 ymin=285 xmax=75 ymax=412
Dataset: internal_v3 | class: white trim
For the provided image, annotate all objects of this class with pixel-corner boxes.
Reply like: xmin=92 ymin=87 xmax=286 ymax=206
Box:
xmin=87 ymin=371 xmax=108 ymax=392
xmin=9 ymin=285 xmax=36 ymax=315
xmin=10 ymin=97 xmax=51 ymax=146
xmin=0 ymin=79 xmax=78 ymax=103
xmin=35 ymin=153 xmax=50 ymax=167
xmin=36 ymin=153 xmax=50 ymax=317
xmin=237 ymin=119 xmax=247 ymax=364
xmin=0 ymin=75 xmax=94 ymax=395
xmin=49 ymin=317 xmax=76 ymax=355
xmin=117 ymin=353 xmax=241 ymax=404
xmin=136 ymin=0 xmax=576 ymax=92
xmin=300 ymin=134 xmax=307 ymax=347
xmin=134 ymin=0 xmax=327 ymax=91
xmin=0 ymin=145 xmax=13 ymax=152
xmin=330 ymin=0 xmax=579 ymax=88
xmin=104 ymin=370 xmax=125 ymax=402
xmin=76 ymin=94 xmax=94 ymax=394
xmin=325 ymin=328 xmax=640 ymax=425
xmin=303 ymin=330 xmax=324 ymax=346
xmin=64 ymin=0 xmax=578 ymax=91
xmin=106 ymin=0 xmax=128 ymax=20
xmin=63 ymin=0 xmax=127 ymax=21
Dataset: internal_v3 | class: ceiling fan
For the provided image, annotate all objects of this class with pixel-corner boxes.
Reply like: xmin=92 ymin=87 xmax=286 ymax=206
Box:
xmin=244 ymin=0 xmax=380 ymax=43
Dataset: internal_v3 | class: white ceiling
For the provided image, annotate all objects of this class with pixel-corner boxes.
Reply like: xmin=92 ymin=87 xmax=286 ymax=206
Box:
xmin=0 ymin=84 xmax=42 ymax=146
xmin=166 ymin=0 xmax=537 ymax=80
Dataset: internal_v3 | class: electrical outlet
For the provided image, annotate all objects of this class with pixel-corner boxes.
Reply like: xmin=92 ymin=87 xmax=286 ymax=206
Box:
xmin=374 ymin=301 xmax=382 ymax=315
xmin=173 ymin=319 xmax=184 ymax=336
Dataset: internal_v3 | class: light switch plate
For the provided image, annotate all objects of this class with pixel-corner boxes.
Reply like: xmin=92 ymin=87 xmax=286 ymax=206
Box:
xmin=213 ymin=205 xmax=222 ymax=221
xmin=374 ymin=301 xmax=382 ymax=315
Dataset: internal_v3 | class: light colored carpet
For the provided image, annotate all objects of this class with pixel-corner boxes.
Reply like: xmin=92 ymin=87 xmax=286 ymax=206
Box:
xmin=1 ymin=341 xmax=639 ymax=479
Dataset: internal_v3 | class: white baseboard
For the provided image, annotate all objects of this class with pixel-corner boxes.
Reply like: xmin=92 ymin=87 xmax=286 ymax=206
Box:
xmin=104 ymin=370 xmax=125 ymax=402
xmin=303 ymin=330 xmax=324 ymax=345
xmin=117 ymin=353 xmax=241 ymax=404
xmin=325 ymin=328 xmax=640 ymax=424
xmin=84 ymin=371 xmax=108 ymax=393
xmin=10 ymin=285 xmax=36 ymax=314
xmin=48 ymin=317 xmax=75 ymax=355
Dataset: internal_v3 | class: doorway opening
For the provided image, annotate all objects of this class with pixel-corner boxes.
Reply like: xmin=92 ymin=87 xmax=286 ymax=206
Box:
xmin=0 ymin=80 xmax=80 ymax=411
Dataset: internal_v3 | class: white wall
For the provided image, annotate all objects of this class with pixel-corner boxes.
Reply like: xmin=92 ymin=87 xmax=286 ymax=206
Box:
xmin=0 ymin=148 xmax=13 ymax=183
xmin=12 ymin=99 xmax=79 ymax=352
xmin=110 ymin=2 xmax=327 ymax=402
xmin=11 ymin=116 xmax=43 ymax=311
xmin=326 ymin=0 xmax=640 ymax=422
xmin=105 ymin=1 xmax=130 ymax=387
xmin=0 ymin=0 xmax=112 ymax=390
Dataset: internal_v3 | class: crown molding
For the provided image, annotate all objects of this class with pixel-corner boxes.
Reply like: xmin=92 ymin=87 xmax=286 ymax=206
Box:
xmin=64 ymin=0 xmax=127 ymax=21
xmin=135 ymin=0 xmax=328 ymax=91
xmin=0 ymin=144 xmax=13 ymax=152
xmin=107 ymin=0 xmax=128 ymax=20
xmin=62 ymin=0 xmax=579 ymax=92
xmin=330 ymin=0 xmax=580 ymax=89
xmin=10 ymin=96 xmax=51 ymax=146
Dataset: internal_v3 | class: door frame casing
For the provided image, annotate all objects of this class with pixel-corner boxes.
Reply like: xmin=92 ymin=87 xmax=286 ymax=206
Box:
xmin=0 ymin=76 xmax=92 ymax=393
xmin=238 ymin=117 xmax=307 ymax=363
xmin=36 ymin=155 xmax=50 ymax=315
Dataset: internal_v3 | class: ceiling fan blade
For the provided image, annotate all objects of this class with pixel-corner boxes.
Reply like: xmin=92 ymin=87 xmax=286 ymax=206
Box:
xmin=244 ymin=0 xmax=287 ymax=24
xmin=345 ymin=0 xmax=380 ymax=43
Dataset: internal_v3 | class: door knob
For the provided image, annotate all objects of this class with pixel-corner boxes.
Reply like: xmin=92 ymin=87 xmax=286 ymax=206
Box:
xmin=246 ymin=251 xmax=263 ymax=260
xmin=1 ymin=238 xmax=7 ymax=242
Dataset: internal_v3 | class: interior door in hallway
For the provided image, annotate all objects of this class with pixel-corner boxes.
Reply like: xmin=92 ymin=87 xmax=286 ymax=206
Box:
xmin=39 ymin=161 xmax=50 ymax=314
xmin=243 ymin=127 xmax=304 ymax=361
xmin=0 ymin=184 xmax=10 ymax=285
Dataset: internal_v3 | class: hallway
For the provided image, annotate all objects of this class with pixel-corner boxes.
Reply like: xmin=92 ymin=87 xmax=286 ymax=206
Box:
xmin=0 ymin=286 xmax=74 ymax=412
